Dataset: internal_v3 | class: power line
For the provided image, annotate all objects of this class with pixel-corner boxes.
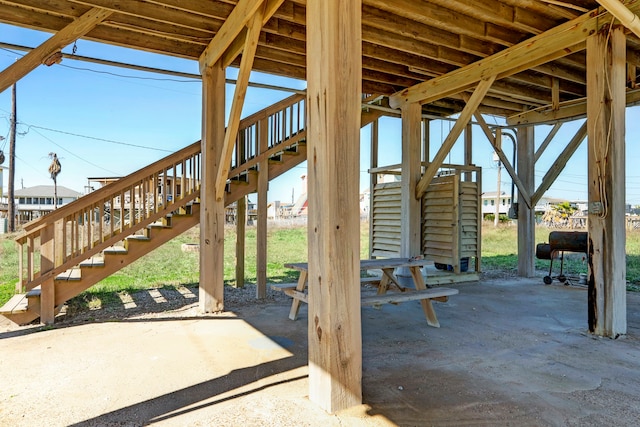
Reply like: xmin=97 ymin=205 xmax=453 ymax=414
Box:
xmin=23 ymin=123 xmax=174 ymax=153
xmin=0 ymin=42 xmax=306 ymax=94
xmin=29 ymin=127 xmax=122 ymax=176
xmin=59 ymin=63 xmax=198 ymax=83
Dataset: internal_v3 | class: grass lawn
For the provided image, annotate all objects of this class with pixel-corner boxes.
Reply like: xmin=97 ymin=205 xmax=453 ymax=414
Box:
xmin=1 ymin=221 xmax=640 ymax=307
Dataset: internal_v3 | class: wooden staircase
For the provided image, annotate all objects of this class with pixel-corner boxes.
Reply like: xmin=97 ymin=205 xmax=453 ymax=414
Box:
xmin=0 ymin=93 xmax=384 ymax=325
xmin=0 ymin=94 xmax=308 ymax=325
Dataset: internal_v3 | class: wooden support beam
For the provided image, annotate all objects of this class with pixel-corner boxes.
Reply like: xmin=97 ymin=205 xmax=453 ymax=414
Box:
xmin=531 ymin=122 xmax=587 ymax=206
xmin=214 ymin=9 xmax=264 ymax=201
xmin=40 ymin=224 xmax=55 ymax=324
xmin=307 ymin=0 xmax=362 ymax=413
xmin=400 ymin=103 xmax=422 ymax=263
xmin=423 ymin=119 xmax=430 ymax=166
xmin=596 ymin=0 xmax=640 ymax=39
xmin=587 ymin=26 xmax=627 ymax=337
xmin=369 ymin=119 xmax=379 ymax=259
xmin=0 ymin=7 xmax=112 ymax=94
xmin=198 ymin=0 xmax=265 ymax=71
xmin=199 ymin=62 xmax=226 ymax=313
xmin=535 ymin=123 xmax=563 ymax=162
xmin=235 ymin=196 xmax=246 ymax=289
xmin=472 ymin=110 xmax=532 ymax=209
xmin=221 ymin=0 xmax=285 ymax=67
xmin=517 ymin=126 xmax=536 ymax=278
xmin=416 ymin=76 xmax=495 ymax=199
xmin=464 ymin=122 xmax=473 ymax=181
xmin=256 ymin=158 xmax=268 ymax=299
xmin=552 ymin=77 xmax=560 ymax=110
xmin=388 ymin=3 xmax=640 ymax=108
xmin=507 ymin=89 xmax=640 ymax=126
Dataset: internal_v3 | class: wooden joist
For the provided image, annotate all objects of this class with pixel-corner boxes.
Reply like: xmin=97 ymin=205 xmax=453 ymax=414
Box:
xmin=0 ymin=7 xmax=113 ymax=93
xmin=214 ymin=8 xmax=264 ymax=201
xmin=198 ymin=0 xmax=265 ymax=71
xmin=388 ymin=3 xmax=640 ymax=108
xmin=416 ymin=76 xmax=495 ymax=199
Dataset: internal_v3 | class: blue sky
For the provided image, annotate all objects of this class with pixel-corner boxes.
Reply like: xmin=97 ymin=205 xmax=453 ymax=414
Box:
xmin=1 ymin=23 xmax=639 ymax=206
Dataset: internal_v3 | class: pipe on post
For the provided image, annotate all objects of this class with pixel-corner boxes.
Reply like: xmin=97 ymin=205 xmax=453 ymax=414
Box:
xmin=596 ymin=0 xmax=640 ymax=39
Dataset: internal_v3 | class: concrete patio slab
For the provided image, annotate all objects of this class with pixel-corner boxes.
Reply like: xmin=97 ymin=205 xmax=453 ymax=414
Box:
xmin=1 ymin=277 xmax=639 ymax=426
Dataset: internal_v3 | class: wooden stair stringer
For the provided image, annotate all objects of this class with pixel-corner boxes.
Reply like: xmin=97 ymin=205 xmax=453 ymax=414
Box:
xmin=225 ymin=142 xmax=308 ymax=206
xmin=0 ymin=294 xmax=38 ymax=325
xmin=53 ymin=206 xmax=200 ymax=305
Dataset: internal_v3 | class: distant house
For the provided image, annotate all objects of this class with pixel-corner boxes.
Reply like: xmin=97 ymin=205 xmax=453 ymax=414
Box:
xmin=3 ymin=185 xmax=82 ymax=224
xmin=480 ymin=191 xmax=566 ymax=218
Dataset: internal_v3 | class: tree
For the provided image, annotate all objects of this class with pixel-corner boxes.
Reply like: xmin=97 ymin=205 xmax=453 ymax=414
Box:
xmin=48 ymin=152 xmax=61 ymax=209
xmin=552 ymin=201 xmax=577 ymax=218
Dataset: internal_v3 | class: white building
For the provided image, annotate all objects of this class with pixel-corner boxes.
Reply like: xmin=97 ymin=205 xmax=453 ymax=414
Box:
xmin=6 ymin=185 xmax=82 ymax=224
xmin=480 ymin=191 xmax=567 ymax=218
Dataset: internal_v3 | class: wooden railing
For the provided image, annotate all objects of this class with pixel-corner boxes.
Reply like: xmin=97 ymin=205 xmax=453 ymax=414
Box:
xmin=230 ymin=93 xmax=306 ymax=176
xmin=15 ymin=93 xmax=307 ymax=293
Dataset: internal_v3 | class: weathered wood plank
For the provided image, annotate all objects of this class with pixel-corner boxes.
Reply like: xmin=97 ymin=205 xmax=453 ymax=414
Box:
xmin=587 ymin=26 xmax=627 ymax=337
xmin=361 ymin=287 xmax=458 ymax=306
xmin=198 ymin=0 xmax=264 ymax=70
xmin=388 ymin=4 xmax=634 ymax=108
xmin=306 ymin=0 xmax=362 ymax=412
xmin=0 ymin=7 xmax=113 ymax=93
xmin=199 ymin=62 xmax=226 ymax=313
xmin=416 ymin=76 xmax=495 ymax=198
xmin=256 ymin=158 xmax=268 ymax=299
xmin=214 ymin=8 xmax=263 ymax=200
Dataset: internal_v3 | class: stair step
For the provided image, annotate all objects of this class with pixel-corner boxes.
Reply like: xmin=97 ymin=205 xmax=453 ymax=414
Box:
xmin=79 ymin=257 xmax=105 ymax=267
xmin=104 ymin=246 xmax=128 ymax=255
xmin=126 ymin=235 xmax=151 ymax=242
xmin=55 ymin=268 xmax=82 ymax=281
xmin=26 ymin=287 xmax=41 ymax=298
xmin=0 ymin=294 xmax=28 ymax=314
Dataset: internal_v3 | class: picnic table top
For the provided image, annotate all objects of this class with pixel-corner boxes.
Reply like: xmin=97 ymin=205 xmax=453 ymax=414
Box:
xmin=284 ymin=257 xmax=430 ymax=271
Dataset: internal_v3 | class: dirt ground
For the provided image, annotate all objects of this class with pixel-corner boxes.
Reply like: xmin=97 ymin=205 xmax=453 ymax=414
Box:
xmin=2 ymin=274 xmax=640 ymax=426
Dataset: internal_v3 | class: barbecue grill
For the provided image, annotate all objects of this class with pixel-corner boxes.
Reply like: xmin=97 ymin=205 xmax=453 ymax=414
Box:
xmin=535 ymin=231 xmax=588 ymax=285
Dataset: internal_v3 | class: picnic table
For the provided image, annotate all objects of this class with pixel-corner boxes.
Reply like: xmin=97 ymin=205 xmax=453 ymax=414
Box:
xmin=273 ymin=258 xmax=458 ymax=328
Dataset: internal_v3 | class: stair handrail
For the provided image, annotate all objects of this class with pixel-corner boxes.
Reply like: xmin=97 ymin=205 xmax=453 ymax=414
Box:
xmin=14 ymin=93 xmax=308 ymax=294
xmin=15 ymin=142 xmax=203 ymax=292
xmin=18 ymin=142 xmax=201 ymax=236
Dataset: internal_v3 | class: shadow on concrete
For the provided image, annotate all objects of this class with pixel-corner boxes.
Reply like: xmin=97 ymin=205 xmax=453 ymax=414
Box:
xmin=70 ymin=357 xmax=307 ymax=426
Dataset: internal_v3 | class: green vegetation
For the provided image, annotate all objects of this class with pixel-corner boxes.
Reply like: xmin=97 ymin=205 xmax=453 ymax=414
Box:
xmin=0 ymin=232 xmax=20 ymax=305
xmin=1 ymin=221 xmax=640 ymax=308
xmin=482 ymin=223 xmax=640 ymax=287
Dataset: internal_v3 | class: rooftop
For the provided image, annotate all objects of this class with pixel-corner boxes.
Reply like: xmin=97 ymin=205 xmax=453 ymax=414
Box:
xmin=14 ymin=185 xmax=83 ymax=198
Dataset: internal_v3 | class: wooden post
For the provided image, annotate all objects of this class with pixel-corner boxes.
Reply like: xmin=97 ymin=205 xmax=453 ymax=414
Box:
xmin=369 ymin=119 xmax=378 ymax=259
xmin=256 ymin=158 xmax=268 ymax=299
xmin=199 ymin=62 xmax=226 ymax=313
xmin=307 ymin=0 xmax=362 ymax=413
xmin=40 ymin=224 xmax=55 ymax=324
xmin=464 ymin=122 xmax=472 ymax=181
xmin=423 ymin=118 xmax=430 ymax=166
xmin=517 ymin=126 xmax=535 ymax=277
xmin=400 ymin=102 xmax=422 ymax=268
xmin=586 ymin=26 xmax=627 ymax=337
xmin=235 ymin=196 xmax=246 ymax=289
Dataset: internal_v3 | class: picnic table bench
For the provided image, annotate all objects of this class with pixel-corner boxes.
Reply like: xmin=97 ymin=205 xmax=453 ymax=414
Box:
xmin=272 ymin=258 xmax=458 ymax=328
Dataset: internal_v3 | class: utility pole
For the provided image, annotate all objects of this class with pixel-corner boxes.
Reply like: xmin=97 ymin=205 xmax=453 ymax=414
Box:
xmin=494 ymin=159 xmax=501 ymax=227
xmin=8 ymin=83 xmax=16 ymax=232
xmin=493 ymin=129 xmax=503 ymax=228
